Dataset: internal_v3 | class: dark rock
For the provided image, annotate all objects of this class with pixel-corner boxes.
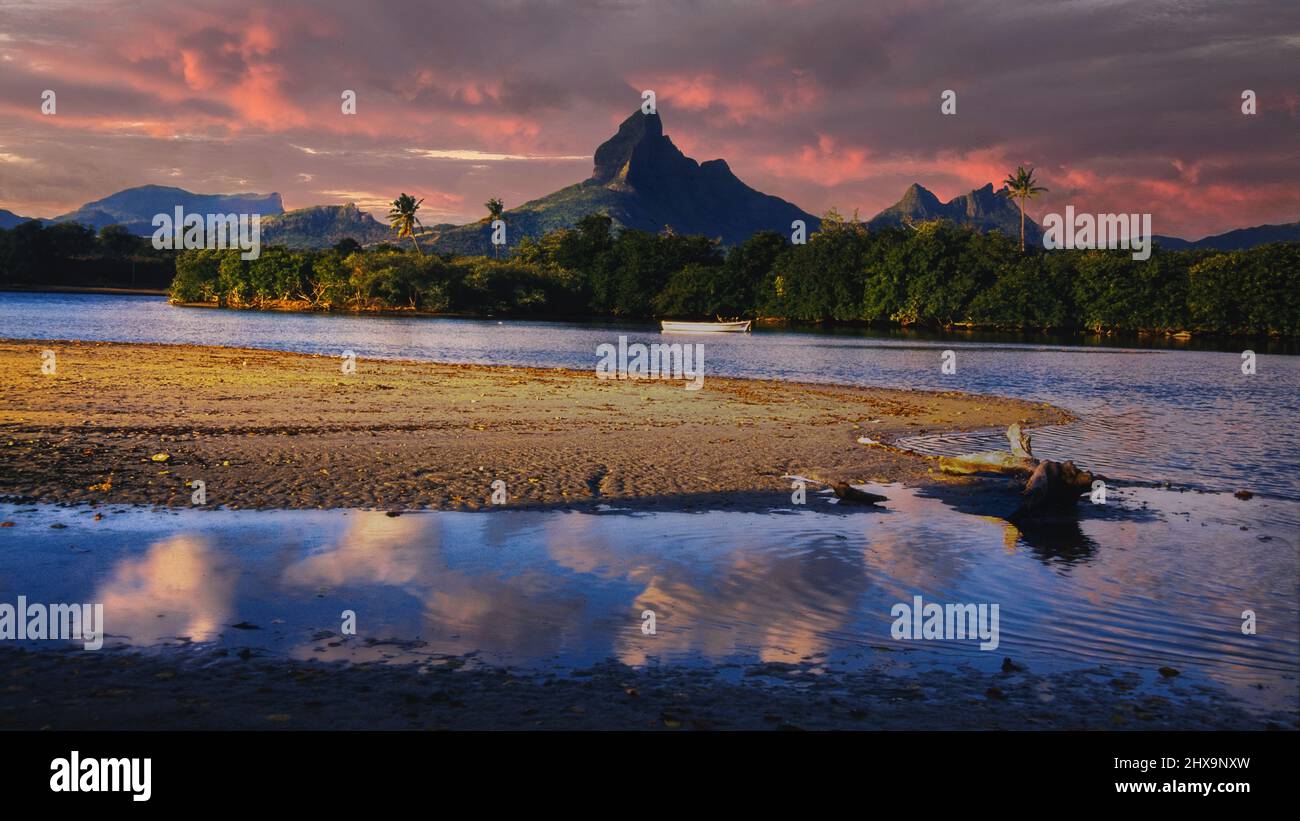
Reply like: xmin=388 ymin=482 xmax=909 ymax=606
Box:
xmin=831 ymin=482 xmax=888 ymax=505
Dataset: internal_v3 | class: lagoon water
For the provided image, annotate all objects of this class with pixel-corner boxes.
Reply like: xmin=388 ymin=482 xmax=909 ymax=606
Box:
xmin=2 ymin=291 xmax=1297 ymax=498
xmin=1 ymin=292 xmax=1297 ymax=716
xmin=1 ymin=487 xmax=1296 ymax=713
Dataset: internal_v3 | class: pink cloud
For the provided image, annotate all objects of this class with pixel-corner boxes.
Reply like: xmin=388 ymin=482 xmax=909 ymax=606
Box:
xmin=631 ymin=71 xmax=822 ymax=126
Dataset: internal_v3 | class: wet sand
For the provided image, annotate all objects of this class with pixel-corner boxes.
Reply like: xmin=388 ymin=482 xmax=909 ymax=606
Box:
xmin=0 ymin=338 xmax=1068 ymax=511
xmin=1 ymin=645 xmax=1288 ymax=730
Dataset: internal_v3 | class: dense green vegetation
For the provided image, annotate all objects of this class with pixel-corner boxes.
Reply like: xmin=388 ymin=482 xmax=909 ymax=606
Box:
xmin=0 ymin=221 xmax=174 ymax=290
xmin=167 ymin=213 xmax=1298 ymax=337
xmin=3 ymin=213 xmax=1296 ymax=336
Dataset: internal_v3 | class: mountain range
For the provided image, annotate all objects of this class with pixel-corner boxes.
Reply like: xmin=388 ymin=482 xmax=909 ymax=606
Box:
xmin=2 ymin=109 xmax=1296 ymax=252
xmin=49 ymin=185 xmax=285 ymax=234
xmin=1148 ymin=222 xmax=1300 ymax=251
xmin=867 ymin=182 xmax=1041 ymax=243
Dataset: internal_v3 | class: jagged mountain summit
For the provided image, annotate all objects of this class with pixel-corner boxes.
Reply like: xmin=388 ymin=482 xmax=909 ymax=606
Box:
xmin=867 ymin=182 xmax=1041 ymax=243
xmin=427 ymin=109 xmax=819 ymax=254
xmin=260 ymin=203 xmax=390 ymax=249
xmin=50 ymin=185 xmax=284 ymax=235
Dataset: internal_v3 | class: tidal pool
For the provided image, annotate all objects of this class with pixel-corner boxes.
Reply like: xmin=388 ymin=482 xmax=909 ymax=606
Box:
xmin=1 ymin=484 xmax=1295 ymax=715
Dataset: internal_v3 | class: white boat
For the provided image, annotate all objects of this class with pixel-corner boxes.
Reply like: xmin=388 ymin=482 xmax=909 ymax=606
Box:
xmin=660 ymin=319 xmax=752 ymax=333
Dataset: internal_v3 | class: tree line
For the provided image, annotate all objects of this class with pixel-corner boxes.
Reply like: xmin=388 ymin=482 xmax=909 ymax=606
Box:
xmin=0 ymin=221 xmax=174 ymax=289
xmin=3 ymin=211 xmax=1295 ymax=336
xmin=168 ymin=212 xmax=1297 ymax=337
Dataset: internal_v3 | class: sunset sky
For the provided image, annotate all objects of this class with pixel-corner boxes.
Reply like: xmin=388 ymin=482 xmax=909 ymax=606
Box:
xmin=0 ymin=0 xmax=1296 ymax=239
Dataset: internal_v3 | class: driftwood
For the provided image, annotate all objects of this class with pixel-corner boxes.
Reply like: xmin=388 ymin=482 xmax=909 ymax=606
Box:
xmin=936 ymin=424 xmax=1097 ymax=519
xmin=783 ymin=475 xmax=889 ymax=506
xmin=1007 ymin=423 xmax=1033 ymax=458
xmin=938 ymin=450 xmax=1036 ymax=476
xmin=937 ymin=423 xmax=1037 ymax=476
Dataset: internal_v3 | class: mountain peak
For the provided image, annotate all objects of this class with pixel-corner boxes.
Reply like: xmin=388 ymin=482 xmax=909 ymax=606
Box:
xmin=430 ymin=106 xmax=816 ymax=253
xmin=870 ymin=181 xmax=1037 ymax=240
xmin=899 ymin=183 xmax=941 ymax=212
xmin=589 ymin=110 xmax=676 ymax=185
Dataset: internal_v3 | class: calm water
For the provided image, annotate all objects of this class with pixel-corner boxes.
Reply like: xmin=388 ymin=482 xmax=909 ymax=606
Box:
xmin=2 ymin=292 xmax=1297 ymax=498
xmin=1 ymin=488 xmax=1296 ymax=712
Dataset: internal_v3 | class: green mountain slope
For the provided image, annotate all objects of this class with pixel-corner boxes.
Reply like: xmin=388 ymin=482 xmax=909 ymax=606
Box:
xmin=428 ymin=109 xmax=819 ymax=255
xmin=261 ymin=203 xmax=391 ymax=249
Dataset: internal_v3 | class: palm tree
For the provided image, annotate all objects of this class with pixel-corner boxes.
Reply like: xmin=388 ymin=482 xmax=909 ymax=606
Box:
xmin=1002 ymin=166 xmax=1047 ymax=251
xmin=388 ymin=193 xmax=424 ymax=256
xmin=485 ymin=197 xmax=504 ymax=257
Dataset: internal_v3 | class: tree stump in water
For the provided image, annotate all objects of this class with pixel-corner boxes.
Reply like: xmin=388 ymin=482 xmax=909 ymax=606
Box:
xmin=1013 ymin=459 xmax=1095 ymax=519
xmin=933 ymin=424 xmax=1099 ymax=520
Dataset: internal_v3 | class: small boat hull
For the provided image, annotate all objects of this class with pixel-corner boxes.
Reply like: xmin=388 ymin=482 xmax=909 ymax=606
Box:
xmin=660 ymin=320 xmax=752 ymax=333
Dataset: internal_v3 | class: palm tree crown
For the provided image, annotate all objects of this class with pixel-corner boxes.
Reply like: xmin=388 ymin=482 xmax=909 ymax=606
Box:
xmin=484 ymin=197 xmax=505 ymax=256
xmin=1002 ymin=166 xmax=1047 ymax=251
xmin=388 ymin=193 xmax=425 ymax=256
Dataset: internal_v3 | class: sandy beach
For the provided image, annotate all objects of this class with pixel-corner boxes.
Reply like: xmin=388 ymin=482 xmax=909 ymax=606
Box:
xmin=0 ymin=338 xmax=1068 ymax=511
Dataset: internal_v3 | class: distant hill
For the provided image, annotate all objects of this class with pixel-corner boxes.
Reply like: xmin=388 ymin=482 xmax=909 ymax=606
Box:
xmin=261 ymin=203 xmax=390 ymax=249
xmin=50 ymin=185 xmax=284 ymax=234
xmin=0 ymin=209 xmax=37 ymax=229
xmin=427 ymin=109 xmax=818 ymax=254
xmin=866 ymin=185 xmax=1300 ymax=252
xmin=1153 ymin=221 xmax=1300 ymax=251
xmin=868 ymin=182 xmax=1040 ymax=243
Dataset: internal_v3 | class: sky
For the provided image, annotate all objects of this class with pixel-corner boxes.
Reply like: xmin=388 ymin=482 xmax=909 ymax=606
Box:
xmin=0 ymin=0 xmax=1296 ymax=239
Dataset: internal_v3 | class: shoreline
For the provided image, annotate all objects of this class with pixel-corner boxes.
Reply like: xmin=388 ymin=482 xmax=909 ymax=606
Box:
xmin=1 ymin=644 xmax=1289 ymax=730
xmin=3 ymin=290 xmax=1295 ymax=350
xmin=167 ymin=298 xmax=1298 ymax=343
xmin=0 ymin=285 xmax=168 ymax=296
xmin=0 ymin=337 xmax=1069 ymax=512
